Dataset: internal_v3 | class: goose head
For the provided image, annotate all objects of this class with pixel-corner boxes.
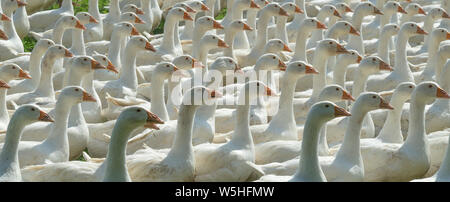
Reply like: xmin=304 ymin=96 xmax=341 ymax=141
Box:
xmin=167 ymin=7 xmax=193 ymax=22
xmin=92 ymin=54 xmax=119 ymax=74
xmin=320 ymin=5 xmax=341 ymax=18
xmin=12 ymin=105 xmax=54 ymax=125
xmin=68 ymin=56 xmax=108 ymax=76
xmin=127 ymin=35 xmax=156 ymax=52
xmin=186 ymin=1 xmax=210 ymax=12
xmin=354 ymin=92 xmax=394 ymax=112
xmin=0 ymin=28 xmax=7 ymax=40
xmin=430 ymin=28 xmax=450 ymax=42
xmin=405 ymin=3 xmax=426 ymax=15
xmin=281 ymin=2 xmax=304 ymax=17
xmin=427 ymin=7 xmax=450 ymax=20
xmin=122 ymin=4 xmax=144 ymax=15
xmin=209 ymin=57 xmax=241 ymax=76
xmin=182 ymin=86 xmax=222 ymax=107
xmin=381 ymin=24 xmax=400 ymax=37
xmin=114 ymin=22 xmax=140 ymax=37
xmin=302 ymin=18 xmax=327 ymax=31
xmin=356 ymin=2 xmax=384 ymax=16
xmin=317 ymin=39 xmax=349 ymax=56
xmin=0 ymin=63 xmax=30 ymax=82
xmin=173 ymin=2 xmax=196 ymax=14
xmin=339 ymin=49 xmax=362 ymax=64
xmin=120 ymin=12 xmax=145 ymax=24
xmin=75 ymin=12 xmax=98 ymax=25
xmin=1 ymin=0 xmax=26 ymax=14
xmin=414 ymin=82 xmax=450 ymax=104
xmin=47 ymin=45 xmax=73 ymax=59
xmin=227 ymin=20 xmax=253 ymax=32
xmin=319 ymin=84 xmax=355 ymax=102
xmin=401 ymin=22 xmax=428 ymax=37
xmin=383 ymin=1 xmax=407 ymax=15
xmin=117 ymin=107 xmax=164 ymax=130
xmin=153 ymin=62 xmax=180 ymax=80
xmin=333 ymin=21 xmax=360 ymax=36
xmin=286 ymin=61 xmax=319 ymax=77
xmin=254 ymin=53 xmax=286 ymax=71
xmin=309 ymin=101 xmax=352 ymax=124
xmin=265 ymin=39 xmax=292 ymax=53
xmin=56 ymin=15 xmax=86 ymax=31
xmin=33 ymin=39 xmax=56 ymax=55
xmin=389 ymin=82 xmax=416 ymax=103
xmin=262 ymin=3 xmax=289 ymax=17
xmin=358 ymin=56 xmax=393 ymax=75
xmin=236 ymin=0 xmax=261 ymax=10
xmin=172 ymin=55 xmax=199 ymax=69
xmin=252 ymin=0 xmax=269 ymax=9
xmin=336 ymin=3 xmax=353 ymax=14
xmin=58 ymin=86 xmax=97 ymax=104
xmin=196 ymin=16 xmax=224 ymax=31
xmin=200 ymin=34 xmax=229 ymax=49
xmin=238 ymin=81 xmax=274 ymax=105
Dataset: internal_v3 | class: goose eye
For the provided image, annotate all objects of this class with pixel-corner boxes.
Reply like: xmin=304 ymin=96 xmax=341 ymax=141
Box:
xmin=166 ymin=65 xmax=170 ymax=68
xmin=372 ymin=95 xmax=376 ymax=99
xmin=48 ymin=42 xmax=51 ymax=45
xmin=372 ymin=58 xmax=376 ymax=61
xmin=298 ymin=64 xmax=301 ymax=67
xmin=140 ymin=39 xmax=143 ymax=42
xmin=336 ymin=88 xmax=339 ymax=91
xmin=213 ymin=37 xmax=216 ymax=39
xmin=185 ymin=57 xmax=189 ymax=60
xmin=325 ymin=104 xmax=329 ymax=108
xmin=409 ymin=86 xmax=413 ymax=88
xmin=12 ymin=66 xmax=15 ymax=69
xmin=127 ymin=24 xmax=130 ymax=27
xmin=429 ymin=85 xmax=433 ymax=88
xmin=72 ymin=17 xmax=74 ymax=20
xmin=229 ymin=60 xmax=233 ymax=63
xmin=411 ymin=24 xmax=414 ymax=27
xmin=137 ymin=109 xmax=141 ymax=112
xmin=273 ymin=56 xmax=276 ymax=59
xmin=345 ymin=23 xmax=348 ymax=26
xmin=442 ymin=30 xmax=445 ymax=33
xmin=351 ymin=52 xmax=355 ymax=55
xmin=103 ymin=58 xmax=106 ymax=61
xmin=31 ymin=108 xmax=35 ymax=111
xmin=59 ymin=47 xmax=62 ymax=50
xmin=130 ymin=14 xmax=132 ymax=16
xmin=329 ymin=42 xmax=333 ymax=44
xmin=84 ymin=58 xmax=87 ymax=61
xmin=257 ymin=83 xmax=260 ymax=87
xmin=207 ymin=18 xmax=210 ymax=21
xmin=75 ymin=89 xmax=79 ymax=91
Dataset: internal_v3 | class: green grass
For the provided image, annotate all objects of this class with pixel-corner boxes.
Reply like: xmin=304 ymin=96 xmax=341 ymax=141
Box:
xmin=215 ymin=8 xmax=227 ymax=20
xmin=22 ymin=0 xmax=111 ymax=51
xmin=152 ymin=18 xmax=165 ymax=35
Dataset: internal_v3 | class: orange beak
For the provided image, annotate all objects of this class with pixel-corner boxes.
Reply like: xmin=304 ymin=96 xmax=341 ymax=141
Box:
xmin=91 ymin=60 xmax=106 ymax=70
xmin=131 ymin=26 xmax=140 ymax=35
xmin=107 ymin=61 xmax=119 ymax=74
xmin=418 ymin=7 xmax=426 ymax=15
xmin=1 ymin=14 xmax=11 ymax=22
xmin=397 ymin=6 xmax=407 ymax=14
xmin=145 ymin=41 xmax=156 ymax=52
xmin=283 ymin=44 xmax=292 ymax=52
xmin=0 ymin=29 xmax=8 ymax=40
xmin=135 ymin=8 xmax=144 ymax=15
xmin=183 ymin=12 xmax=193 ymax=21
xmin=443 ymin=12 xmax=450 ymax=19
xmin=356 ymin=55 xmax=362 ymax=63
xmin=279 ymin=8 xmax=289 ymax=17
xmin=436 ymin=87 xmax=450 ymax=98
xmin=373 ymin=7 xmax=384 ymax=15
xmin=173 ymin=65 xmax=180 ymax=72
xmin=317 ymin=21 xmax=327 ymax=29
xmin=213 ymin=20 xmax=224 ymax=29
xmin=17 ymin=0 xmax=27 ymax=7
xmin=447 ymin=32 xmax=450 ymax=40
xmin=344 ymin=5 xmax=353 ymax=12
xmin=75 ymin=20 xmax=87 ymax=30
xmin=65 ymin=49 xmax=73 ymax=57
xmin=209 ymin=90 xmax=223 ymax=99
xmin=295 ymin=6 xmax=304 ymax=14
xmin=201 ymin=3 xmax=210 ymax=11
xmin=305 ymin=65 xmax=319 ymax=74
xmin=243 ymin=23 xmax=253 ymax=31
xmin=82 ymin=91 xmax=97 ymax=102
xmin=416 ymin=26 xmax=428 ymax=35
xmin=135 ymin=16 xmax=145 ymax=24
xmin=336 ymin=43 xmax=349 ymax=54
xmin=218 ymin=39 xmax=229 ymax=48
xmin=349 ymin=25 xmax=360 ymax=36
xmin=333 ymin=9 xmax=342 ymax=18
xmin=192 ymin=58 xmax=205 ymax=68
xmin=379 ymin=60 xmax=393 ymax=71
xmin=379 ymin=97 xmax=394 ymax=110
xmin=278 ymin=60 xmax=287 ymax=71
xmin=265 ymin=86 xmax=274 ymax=96
xmin=185 ymin=6 xmax=196 ymax=13
xmin=19 ymin=69 xmax=31 ymax=79
xmin=89 ymin=16 xmax=99 ymax=24
xmin=0 ymin=80 xmax=10 ymax=89
xmin=341 ymin=90 xmax=355 ymax=101
xmin=39 ymin=110 xmax=54 ymax=122
xmin=250 ymin=0 xmax=260 ymax=9
xmin=334 ymin=105 xmax=351 ymax=117
xmin=235 ymin=64 xmax=244 ymax=74
xmin=144 ymin=110 xmax=164 ymax=130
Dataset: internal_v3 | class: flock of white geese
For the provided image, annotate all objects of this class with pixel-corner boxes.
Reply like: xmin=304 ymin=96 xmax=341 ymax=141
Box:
xmin=0 ymin=0 xmax=449 ymax=182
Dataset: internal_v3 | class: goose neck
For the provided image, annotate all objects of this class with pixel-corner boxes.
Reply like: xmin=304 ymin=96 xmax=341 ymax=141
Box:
xmin=222 ymin=0 xmax=234 ymax=22
xmin=378 ymin=32 xmax=391 ymax=64
xmin=118 ymin=45 xmax=138 ymax=90
xmin=88 ymin=0 xmax=100 ymax=19
xmin=253 ymin=12 xmax=271 ymax=51
xmin=230 ymin=101 xmax=253 ymax=147
xmin=0 ymin=113 xmax=27 ymax=167
xmin=435 ymin=53 xmax=447 ymax=86
xmin=394 ymin=30 xmax=413 ymax=79
xmin=351 ymin=69 xmax=369 ymax=98
xmin=295 ymin=111 xmax=326 ymax=181
xmin=291 ymin=0 xmax=306 ymax=25
xmin=150 ymin=76 xmax=169 ymax=121
xmin=3 ymin=12 xmax=18 ymax=40
xmin=192 ymin=26 xmax=208 ymax=50
xmin=167 ymin=105 xmax=196 ymax=161
xmin=292 ymin=27 xmax=311 ymax=61
xmin=276 ymin=16 xmax=289 ymax=43
xmin=34 ymin=54 xmax=57 ymax=98
xmin=332 ymin=57 xmax=351 ymax=88
xmin=0 ymin=89 xmax=8 ymax=127
xmin=224 ymin=28 xmax=238 ymax=59
xmin=421 ymin=36 xmax=442 ymax=76
xmin=62 ymin=0 xmax=73 ymax=10
xmin=271 ymin=74 xmax=296 ymax=122
xmin=70 ymin=29 xmax=86 ymax=55
xmin=109 ymin=0 xmax=121 ymax=17
xmin=401 ymin=92 xmax=428 ymax=151
xmin=42 ymin=99 xmax=72 ymax=150
xmin=436 ymin=136 xmax=450 ymax=180
xmin=311 ymin=47 xmax=330 ymax=99
xmin=377 ymin=95 xmax=405 ymax=143
xmin=29 ymin=49 xmax=45 ymax=87
xmin=231 ymin=2 xmax=244 ymax=21
xmin=108 ymin=30 xmax=126 ymax=69
xmin=160 ymin=15 xmax=177 ymax=53
xmin=52 ymin=25 xmax=66 ymax=44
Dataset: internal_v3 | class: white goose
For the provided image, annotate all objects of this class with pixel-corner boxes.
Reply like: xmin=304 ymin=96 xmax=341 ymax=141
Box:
xmin=290 ymin=18 xmax=327 ymax=63
xmin=306 ymin=5 xmax=342 ymax=49
xmin=182 ymin=16 xmax=224 ymax=55
xmin=399 ymin=3 xmax=426 ymax=26
xmin=28 ymin=0 xmax=73 ymax=32
xmin=11 ymin=0 xmax=29 ymax=39
xmin=246 ymin=0 xmax=269 ymax=48
xmin=20 ymin=107 xmax=163 ymax=182
xmin=0 ymin=64 xmax=31 ymax=131
xmin=0 ymin=86 xmax=95 ymax=168
xmin=102 ymin=0 xmax=121 ymax=40
xmin=179 ymin=1 xmax=210 ymax=41
xmin=194 ymin=81 xmax=273 ymax=182
xmin=286 ymin=0 xmax=307 ymax=43
xmin=269 ymin=2 xmax=303 ymax=44
xmin=0 ymin=105 xmax=53 ymax=182
xmin=0 ymin=1 xmax=25 ymax=61
xmin=257 ymin=101 xmax=351 ymax=182
xmin=222 ymin=20 xmax=253 ymax=61
xmin=84 ymin=0 xmax=103 ymax=43
xmin=416 ymin=28 xmax=450 ymax=82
